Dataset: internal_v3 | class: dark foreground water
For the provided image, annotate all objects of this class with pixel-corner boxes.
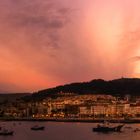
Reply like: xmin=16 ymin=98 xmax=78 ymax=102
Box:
xmin=0 ymin=121 xmax=140 ymax=140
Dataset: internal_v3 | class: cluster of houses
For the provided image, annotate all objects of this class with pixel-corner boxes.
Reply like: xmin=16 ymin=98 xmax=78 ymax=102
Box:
xmin=1 ymin=93 xmax=140 ymax=119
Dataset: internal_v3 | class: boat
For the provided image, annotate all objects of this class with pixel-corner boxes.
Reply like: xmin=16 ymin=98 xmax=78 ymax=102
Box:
xmin=31 ymin=125 xmax=45 ymax=131
xmin=0 ymin=129 xmax=14 ymax=136
xmin=93 ymin=122 xmax=124 ymax=133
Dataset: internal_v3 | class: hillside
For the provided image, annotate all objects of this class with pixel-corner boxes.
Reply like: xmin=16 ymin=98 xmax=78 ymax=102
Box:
xmin=28 ymin=78 xmax=140 ymax=100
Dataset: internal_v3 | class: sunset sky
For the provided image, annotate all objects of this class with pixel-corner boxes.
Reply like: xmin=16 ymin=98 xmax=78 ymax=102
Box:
xmin=0 ymin=0 xmax=140 ymax=92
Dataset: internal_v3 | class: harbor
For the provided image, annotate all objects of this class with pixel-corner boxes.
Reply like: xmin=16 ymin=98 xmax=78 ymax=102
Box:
xmin=0 ymin=121 xmax=139 ymax=140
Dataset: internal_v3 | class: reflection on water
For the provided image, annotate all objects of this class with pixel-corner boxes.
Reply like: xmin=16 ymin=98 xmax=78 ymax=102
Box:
xmin=0 ymin=122 xmax=139 ymax=140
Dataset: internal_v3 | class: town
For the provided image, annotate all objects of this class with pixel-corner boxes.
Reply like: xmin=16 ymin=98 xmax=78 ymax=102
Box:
xmin=0 ymin=92 xmax=140 ymax=121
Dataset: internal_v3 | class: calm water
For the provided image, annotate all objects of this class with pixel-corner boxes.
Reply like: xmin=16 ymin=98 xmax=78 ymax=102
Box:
xmin=0 ymin=121 xmax=140 ymax=140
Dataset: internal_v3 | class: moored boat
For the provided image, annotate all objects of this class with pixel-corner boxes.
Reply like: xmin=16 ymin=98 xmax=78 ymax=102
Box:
xmin=31 ymin=125 xmax=45 ymax=131
xmin=0 ymin=129 xmax=14 ymax=136
xmin=93 ymin=122 xmax=124 ymax=133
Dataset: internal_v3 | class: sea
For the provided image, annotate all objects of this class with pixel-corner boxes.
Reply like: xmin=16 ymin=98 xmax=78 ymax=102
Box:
xmin=0 ymin=121 xmax=139 ymax=140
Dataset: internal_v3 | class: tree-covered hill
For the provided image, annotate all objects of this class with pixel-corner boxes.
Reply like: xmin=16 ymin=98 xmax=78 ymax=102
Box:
xmin=25 ymin=78 xmax=140 ymax=100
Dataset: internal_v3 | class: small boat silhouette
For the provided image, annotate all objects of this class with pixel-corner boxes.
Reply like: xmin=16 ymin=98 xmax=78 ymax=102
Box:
xmin=93 ymin=122 xmax=124 ymax=133
xmin=31 ymin=125 xmax=45 ymax=131
xmin=0 ymin=129 xmax=14 ymax=136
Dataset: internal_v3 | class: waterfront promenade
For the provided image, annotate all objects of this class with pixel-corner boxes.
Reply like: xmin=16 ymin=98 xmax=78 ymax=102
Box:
xmin=1 ymin=117 xmax=140 ymax=123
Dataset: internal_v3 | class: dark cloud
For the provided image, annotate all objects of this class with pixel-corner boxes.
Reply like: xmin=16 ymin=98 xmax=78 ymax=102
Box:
xmin=0 ymin=0 xmax=72 ymax=49
xmin=10 ymin=15 xmax=64 ymax=29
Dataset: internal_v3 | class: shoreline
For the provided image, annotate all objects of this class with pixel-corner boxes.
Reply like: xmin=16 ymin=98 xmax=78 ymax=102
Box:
xmin=1 ymin=118 xmax=140 ymax=123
